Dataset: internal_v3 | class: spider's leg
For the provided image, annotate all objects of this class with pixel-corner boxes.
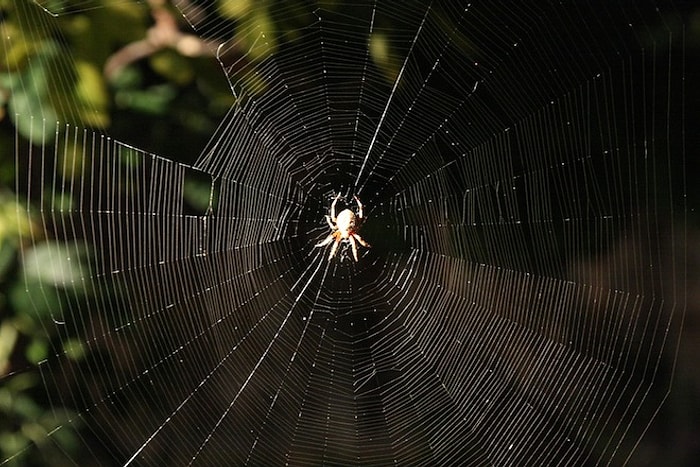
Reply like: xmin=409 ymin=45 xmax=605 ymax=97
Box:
xmin=353 ymin=195 xmax=364 ymax=219
xmin=330 ymin=193 xmax=341 ymax=221
xmin=353 ymin=233 xmax=370 ymax=248
xmin=325 ymin=215 xmax=335 ymax=230
xmin=328 ymin=236 xmax=341 ymax=260
xmin=348 ymin=235 xmax=359 ymax=262
xmin=315 ymin=234 xmax=334 ymax=247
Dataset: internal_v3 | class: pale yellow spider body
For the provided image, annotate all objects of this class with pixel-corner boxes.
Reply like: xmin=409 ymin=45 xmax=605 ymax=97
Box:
xmin=315 ymin=194 xmax=370 ymax=261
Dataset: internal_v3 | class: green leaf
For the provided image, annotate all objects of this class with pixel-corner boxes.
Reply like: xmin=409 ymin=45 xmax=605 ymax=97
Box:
xmin=0 ymin=236 xmax=16 ymax=281
xmin=25 ymin=337 xmax=48 ymax=365
xmin=150 ymin=50 xmax=194 ymax=85
xmin=4 ymin=41 xmax=63 ymax=142
xmin=8 ymin=281 xmax=60 ymax=326
xmin=115 ymin=84 xmax=177 ymax=115
xmin=184 ymin=178 xmax=213 ymax=214
xmin=62 ymin=338 xmax=85 ymax=361
xmin=218 ymin=0 xmax=253 ymax=19
xmin=22 ymin=242 xmax=88 ymax=290
xmin=0 ymin=321 xmax=19 ymax=376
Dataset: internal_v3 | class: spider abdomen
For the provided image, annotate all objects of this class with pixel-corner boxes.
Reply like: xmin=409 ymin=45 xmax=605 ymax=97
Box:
xmin=336 ymin=209 xmax=356 ymax=236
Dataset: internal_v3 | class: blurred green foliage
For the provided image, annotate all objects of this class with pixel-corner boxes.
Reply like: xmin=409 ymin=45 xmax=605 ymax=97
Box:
xmin=1 ymin=0 xmax=402 ymax=463
xmin=0 ymin=189 xmax=85 ymax=464
xmin=0 ymin=0 xmax=244 ymax=463
xmin=0 ymin=0 xmax=394 ymax=462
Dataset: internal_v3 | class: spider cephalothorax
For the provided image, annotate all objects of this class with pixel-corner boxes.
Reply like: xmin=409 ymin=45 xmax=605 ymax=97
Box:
xmin=315 ymin=194 xmax=370 ymax=261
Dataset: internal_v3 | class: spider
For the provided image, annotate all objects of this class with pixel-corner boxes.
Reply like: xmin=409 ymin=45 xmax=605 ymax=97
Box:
xmin=315 ymin=194 xmax=370 ymax=261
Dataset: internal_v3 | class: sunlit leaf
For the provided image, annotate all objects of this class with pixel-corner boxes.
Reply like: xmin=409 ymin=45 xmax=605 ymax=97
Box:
xmin=0 ymin=432 xmax=29 ymax=462
xmin=3 ymin=390 xmax=41 ymax=420
xmin=0 ymin=23 xmax=35 ymax=70
xmin=5 ymin=42 xmax=60 ymax=142
xmin=22 ymin=242 xmax=88 ymax=290
xmin=0 ymin=321 xmax=18 ymax=376
xmin=245 ymin=9 xmax=276 ymax=61
xmin=218 ymin=0 xmax=254 ymax=19
xmin=74 ymin=60 xmax=110 ymax=127
xmin=369 ymin=32 xmax=398 ymax=82
xmin=2 ymin=372 xmax=39 ymax=393
xmin=62 ymin=338 xmax=85 ymax=361
xmin=0 ymin=192 xmax=36 ymax=246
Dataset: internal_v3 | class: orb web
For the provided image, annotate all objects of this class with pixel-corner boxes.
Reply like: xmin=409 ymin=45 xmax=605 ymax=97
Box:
xmin=2 ymin=0 xmax=687 ymax=465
